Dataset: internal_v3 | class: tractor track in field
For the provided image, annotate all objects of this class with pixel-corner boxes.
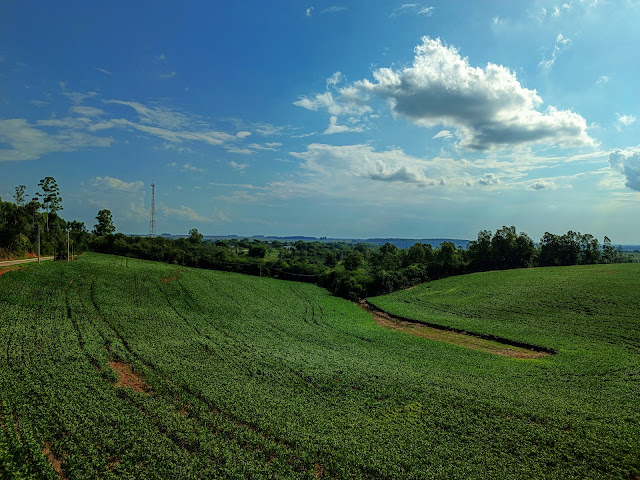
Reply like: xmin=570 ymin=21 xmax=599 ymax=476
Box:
xmin=360 ymin=300 xmax=555 ymax=359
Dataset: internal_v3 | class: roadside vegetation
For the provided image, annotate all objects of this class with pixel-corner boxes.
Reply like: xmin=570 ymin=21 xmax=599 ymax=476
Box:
xmin=0 ymin=254 xmax=638 ymax=479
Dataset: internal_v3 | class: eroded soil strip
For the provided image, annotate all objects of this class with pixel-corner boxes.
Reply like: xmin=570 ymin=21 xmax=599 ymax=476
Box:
xmin=109 ymin=361 xmax=152 ymax=393
xmin=42 ymin=442 xmax=68 ymax=480
xmin=359 ymin=300 xmax=553 ymax=359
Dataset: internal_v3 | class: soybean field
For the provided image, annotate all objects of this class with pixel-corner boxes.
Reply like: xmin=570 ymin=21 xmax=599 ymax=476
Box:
xmin=1 ymin=254 xmax=639 ymax=479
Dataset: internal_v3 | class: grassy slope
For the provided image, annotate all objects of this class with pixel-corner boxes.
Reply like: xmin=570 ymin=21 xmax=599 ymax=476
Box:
xmin=0 ymin=254 xmax=638 ymax=479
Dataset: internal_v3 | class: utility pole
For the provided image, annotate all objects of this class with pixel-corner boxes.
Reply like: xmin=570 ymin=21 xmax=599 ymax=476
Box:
xmin=38 ymin=225 xmax=41 ymax=265
xmin=149 ymin=183 xmax=156 ymax=237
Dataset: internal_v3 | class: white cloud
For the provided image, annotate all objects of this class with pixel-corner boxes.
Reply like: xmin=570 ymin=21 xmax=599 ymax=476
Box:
xmin=539 ymin=33 xmax=571 ymax=70
xmin=0 ymin=118 xmax=113 ymax=161
xmin=291 ymin=143 xmax=437 ymax=187
xmin=527 ymin=179 xmax=557 ymax=191
xmin=59 ymin=82 xmax=98 ymax=104
xmin=476 ymin=173 xmax=501 ymax=186
xmin=91 ymin=176 xmax=144 ymax=192
xmin=181 ymin=163 xmax=205 ymax=172
xmin=71 ymin=106 xmax=104 ymax=117
xmin=160 ymin=71 xmax=176 ymax=79
xmin=432 ymin=130 xmax=453 ymax=139
xmin=609 ymin=148 xmax=640 ymax=191
xmin=615 ymin=113 xmax=636 ymax=131
xmin=390 ymin=4 xmax=434 ymax=17
xmin=248 ymin=142 xmax=281 ymax=151
xmin=535 ymin=0 xmax=601 ymax=21
xmin=326 ymin=71 xmax=344 ymax=89
xmin=596 ymin=75 xmax=610 ymax=86
xmin=236 ymin=131 xmax=252 ymax=138
xmin=105 ymin=100 xmax=191 ymax=129
xmin=320 ymin=5 xmax=346 ymax=14
xmin=225 ymin=147 xmax=254 ymax=155
xmin=160 ymin=204 xmax=229 ymax=223
xmin=351 ymin=36 xmax=593 ymax=151
xmin=229 ymin=161 xmax=248 ymax=171
xmin=94 ymin=67 xmax=112 ymax=75
xmin=306 ymin=7 xmax=313 ymax=16
xmin=324 ymin=116 xmax=364 ymax=134
xmin=294 ymin=90 xmax=371 ymax=117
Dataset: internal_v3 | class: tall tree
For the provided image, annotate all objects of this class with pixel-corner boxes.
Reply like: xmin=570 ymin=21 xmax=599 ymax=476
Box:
xmin=13 ymin=185 xmax=27 ymax=206
xmin=188 ymin=228 xmax=204 ymax=244
xmin=93 ymin=209 xmax=115 ymax=235
xmin=35 ymin=177 xmax=62 ymax=231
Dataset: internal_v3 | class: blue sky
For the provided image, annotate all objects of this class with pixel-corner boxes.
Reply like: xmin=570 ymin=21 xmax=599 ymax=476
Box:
xmin=1 ymin=1 xmax=639 ymax=243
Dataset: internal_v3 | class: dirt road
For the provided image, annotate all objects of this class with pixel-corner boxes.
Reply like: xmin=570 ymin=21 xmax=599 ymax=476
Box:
xmin=0 ymin=257 xmax=54 ymax=266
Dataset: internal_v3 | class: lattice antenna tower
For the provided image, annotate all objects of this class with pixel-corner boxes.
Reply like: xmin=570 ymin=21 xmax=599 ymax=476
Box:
xmin=149 ymin=183 xmax=156 ymax=236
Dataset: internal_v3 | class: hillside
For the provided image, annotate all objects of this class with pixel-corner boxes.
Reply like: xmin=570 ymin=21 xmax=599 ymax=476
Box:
xmin=0 ymin=254 xmax=639 ymax=479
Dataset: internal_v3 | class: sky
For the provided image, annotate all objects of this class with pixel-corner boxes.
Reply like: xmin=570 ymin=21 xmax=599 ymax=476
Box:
xmin=1 ymin=0 xmax=639 ymax=243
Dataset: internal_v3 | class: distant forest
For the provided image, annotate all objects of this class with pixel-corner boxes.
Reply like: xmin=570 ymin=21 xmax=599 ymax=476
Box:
xmin=0 ymin=180 xmax=632 ymax=300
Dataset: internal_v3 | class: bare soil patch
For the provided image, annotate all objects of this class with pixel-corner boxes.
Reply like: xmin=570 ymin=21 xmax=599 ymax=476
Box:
xmin=42 ymin=442 xmax=68 ymax=480
xmin=161 ymin=274 xmax=179 ymax=283
xmin=359 ymin=301 xmax=551 ymax=359
xmin=109 ymin=361 xmax=152 ymax=393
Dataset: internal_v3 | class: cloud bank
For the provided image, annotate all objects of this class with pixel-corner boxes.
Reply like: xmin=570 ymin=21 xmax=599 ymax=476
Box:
xmin=609 ymin=149 xmax=640 ymax=191
xmin=296 ymin=37 xmax=594 ymax=151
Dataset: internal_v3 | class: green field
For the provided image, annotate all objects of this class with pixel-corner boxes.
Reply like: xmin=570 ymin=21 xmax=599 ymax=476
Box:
xmin=1 ymin=254 xmax=639 ymax=479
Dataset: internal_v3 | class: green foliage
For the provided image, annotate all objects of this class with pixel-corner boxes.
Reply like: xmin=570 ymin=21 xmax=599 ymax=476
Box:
xmin=188 ymin=228 xmax=203 ymax=244
xmin=93 ymin=209 xmax=115 ymax=236
xmin=343 ymin=250 xmax=364 ymax=271
xmin=0 ymin=254 xmax=639 ymax=478
xmin=13 ymin=185 xmax=27 ymax=207
xmin=248 ymin=244 xmax=268 ymax=258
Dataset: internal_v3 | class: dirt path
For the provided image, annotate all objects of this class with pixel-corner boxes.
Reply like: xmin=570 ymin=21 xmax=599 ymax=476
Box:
xmin=359 ymin=300 xmax=552 ymax=359
xmin=0 ymin=257 xmax=54 ymax=267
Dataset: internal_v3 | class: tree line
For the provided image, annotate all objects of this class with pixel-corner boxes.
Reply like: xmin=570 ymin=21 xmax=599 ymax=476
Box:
xmin=88 ymin=226 xmax=631 ymax=300
xmin=0 ymin=179 xmax=115 ymax=260
xmin=0 ymin=180 xmax=632 ymax=300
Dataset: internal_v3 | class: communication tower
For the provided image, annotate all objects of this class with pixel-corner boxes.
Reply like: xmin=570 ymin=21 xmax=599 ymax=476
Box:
xmin=149 ymin=183 xmax=156 ymax=236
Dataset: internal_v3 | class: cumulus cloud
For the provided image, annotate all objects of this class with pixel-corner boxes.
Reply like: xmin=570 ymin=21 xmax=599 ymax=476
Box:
xmin=91 ymin=176 xmax=144 ymax=192
xmin=291 ymin=143 xmax=437 ymax=186
xmin=609 ymin=149 xmax=640 ymax=191
xmin=351 ymin=36 xmax=592 ymax=150
xmin=528 ymin=179 xmax=557 ymax=190
xmin=615 ymin=113 xmax=636 ymax=131
xmin=476 ymin=173 xmax=501 ymax=186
